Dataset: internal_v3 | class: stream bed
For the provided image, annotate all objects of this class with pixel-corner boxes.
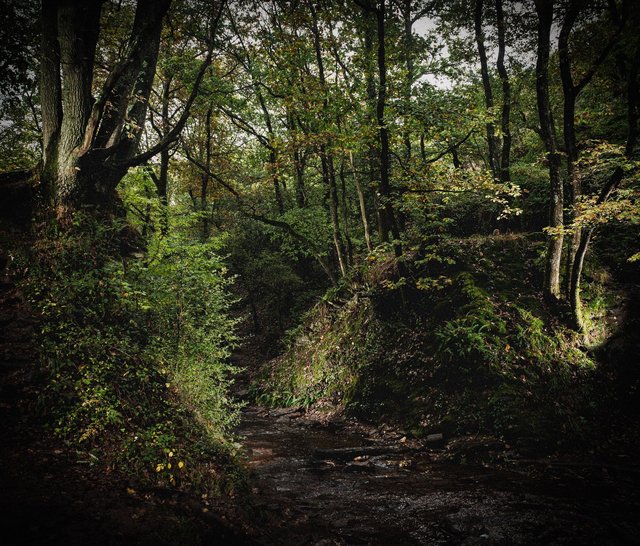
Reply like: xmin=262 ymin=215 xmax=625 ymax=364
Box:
xmin=236 ymin=406 xmax=639 ymax=545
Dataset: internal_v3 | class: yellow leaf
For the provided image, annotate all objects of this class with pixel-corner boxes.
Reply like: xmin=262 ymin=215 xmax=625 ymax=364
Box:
xmin=178 ymin=461 xmax=185 ymax=469
xmin=126 ymin=487 xmax=136 ymax=495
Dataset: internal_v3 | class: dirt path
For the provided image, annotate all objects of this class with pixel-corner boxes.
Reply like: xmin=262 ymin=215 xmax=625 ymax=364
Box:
xmin=236 ymin=405 xmax=640 ymax=545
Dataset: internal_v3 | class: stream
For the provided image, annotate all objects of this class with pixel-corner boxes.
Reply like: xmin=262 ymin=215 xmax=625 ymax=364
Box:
xmin=235 ymin=406 xmax=639 ymax=545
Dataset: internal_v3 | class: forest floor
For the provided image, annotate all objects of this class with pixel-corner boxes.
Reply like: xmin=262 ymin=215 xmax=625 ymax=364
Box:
xmin=236 ymin=402 xmax=640 ymax=545
xmin=233 ymin=342 xmax=640 ymax=546
xmin=2 ymin=273 xmax=640 ymax=545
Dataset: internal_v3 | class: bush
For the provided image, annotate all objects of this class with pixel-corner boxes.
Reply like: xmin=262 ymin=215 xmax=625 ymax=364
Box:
xmin=23 ymin=214 xmax=242 ymax=492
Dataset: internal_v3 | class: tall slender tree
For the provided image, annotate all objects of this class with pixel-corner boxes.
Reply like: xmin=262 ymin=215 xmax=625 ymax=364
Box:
xmin=534 ymin=0 xmax=564 ymax=300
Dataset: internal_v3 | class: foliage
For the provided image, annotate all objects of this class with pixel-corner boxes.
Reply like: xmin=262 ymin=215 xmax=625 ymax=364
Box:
xmin=22 ymin=213 xmax=242 ymax=492
xmin=254 ymin=236 xmax=598 ymax=450
xmin=2 ymin=0 xmax=639 ymax=475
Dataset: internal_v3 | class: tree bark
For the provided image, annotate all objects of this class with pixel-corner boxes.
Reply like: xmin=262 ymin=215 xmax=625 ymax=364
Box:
xmin=559 ymin=1 xmax=581 ymax=296
xmin=94 ymin=0 xmax=172 ymax=152
xmin=339 ymin=156 xmax=354 ymax=266
xmin=51 ymin=0 xmax=102 ymax=210
xmin=257 ymin=92 xmax=284 ymax=215
xmin=535 ymin=0 xmax=564 ymax=300
xmin=40 ymin=0 xmax=62 ymax=186
xmin=147 ymin=72 xmax=173 ymax=235
xmin=402 ymin=0 xmax=414 ymax=161
xmin=363 ymin=8 xmax=384 ymax=242
xmin=200 ymin=106 xmax=213 ymax=241
xmin=38 ymin=0 xmax=175 ymax=216
xmin=474 ymin=0 xmax=499 ymax=179
xmin=350 ymin=151 xmax=374 ymax=252
xmin=495 ymin=0 xmax=511 ymax=183
xmin=375 ymin=0 xmax=402 ymax=255
xmin=287 ymin=111 xmax=307 ymax=208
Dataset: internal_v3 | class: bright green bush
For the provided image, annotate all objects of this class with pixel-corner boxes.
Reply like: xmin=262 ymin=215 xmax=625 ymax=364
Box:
xmin=24 ymin=214 xmax=241 ymax=491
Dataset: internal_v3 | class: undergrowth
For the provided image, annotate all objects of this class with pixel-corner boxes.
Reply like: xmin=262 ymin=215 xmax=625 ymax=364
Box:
xmin=253 ymin=235 xmax=599 ymax=451
xmin=21 ymin=214 xmax=244 ymax=494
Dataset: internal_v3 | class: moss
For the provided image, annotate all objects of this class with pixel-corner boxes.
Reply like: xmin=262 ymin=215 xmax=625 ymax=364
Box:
xmin=255 ymin=237 xmax=600 ymax=451
xmin=253 ymin=296 xmax=375 ymax=408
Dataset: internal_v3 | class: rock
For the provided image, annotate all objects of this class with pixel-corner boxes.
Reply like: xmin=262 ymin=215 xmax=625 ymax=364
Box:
xmin=344 ymin=461 xmax=376 ymax=473
xmin=313 ymin=444 xmax=417 ymax=461
xmin=270 ymin=407 xmax=302 ymax=417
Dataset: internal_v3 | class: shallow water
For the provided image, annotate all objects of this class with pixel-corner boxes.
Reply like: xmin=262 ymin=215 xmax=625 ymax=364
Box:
xmin=236 ymin=407 xmax=639 ymax=545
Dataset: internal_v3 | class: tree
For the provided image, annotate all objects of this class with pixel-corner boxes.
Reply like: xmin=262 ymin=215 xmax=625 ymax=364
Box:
xmin=474 ymin=0 xmax=500 ymax=179
xmin=494 ymin=0 xmax=511 ymax=183
xmin=568 ymin=7 xmax=640 ymax=330
xmin=38 ymin=0 xmax=223 ymax=217
xmin=534 ymin=0 xmax=564 ymax=300
xmin=559 ymin=0 xmax=627 ymax=298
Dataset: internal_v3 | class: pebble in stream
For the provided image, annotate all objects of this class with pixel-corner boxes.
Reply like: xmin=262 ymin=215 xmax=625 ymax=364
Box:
xmin=236 ymin=407 xmax=639 ymax=545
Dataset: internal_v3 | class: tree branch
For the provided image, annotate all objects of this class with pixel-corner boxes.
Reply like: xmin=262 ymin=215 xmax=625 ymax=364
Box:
xmin=111 ymin=0 xmax=227 ymax=169
xmin=182 ymin=146 xmax=336 ymax=281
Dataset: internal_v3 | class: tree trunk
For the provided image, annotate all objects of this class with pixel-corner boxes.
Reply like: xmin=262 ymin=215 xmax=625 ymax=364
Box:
xmin=474 ymin=0 xmax=499 ymax=179
xmin=257 ymin=92 xmax=284 ymax=215
xmin=40 ymin=0 xmax=173 ymax=217
xmin=50 ymin=0 xmax=102 ymax=211
xmin=339 ymin=156 xmax=354 ymax=266
xmin=495 ymin=0 xmax=511 ymax=183
xmin=350 ymin=151 xmax=374 ymax=252
xmin=558 ymin=1 xmax=581 ymax=297
xmin=153 ymin=73 xmax=173 ymax=235
xmin=376 ymin=0 xmax=402 ymax=255
xmin=363 ymin=9 xmax=384 ymax=243
xmin=288 ymin=111 xmax=307 ymax=208
xmin=561 ymin=0 xmax=624 ymax=301
xmin=535 ymin=0 xmax=564 ymax=300
xmin=200 ymin=107 xmax=213 ymax=241
xmin=322 ymin=149 xmax=348 ymax=277
xmin=402 ymin=0 xmax=414 ymax=161
xmin=40 ymin=0 xmax=62 ymax=188
xmin=452 ymin=145 xmax=461 ymax=168
xmin=570 ymin=32 xmax=640 ymax=330
xmin=310 ymin=2 xmax=347 ymax=276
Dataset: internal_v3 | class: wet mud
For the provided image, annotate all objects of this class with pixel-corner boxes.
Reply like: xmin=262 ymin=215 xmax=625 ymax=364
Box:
xmin=237 ymin=407 xmax=639 ymax=545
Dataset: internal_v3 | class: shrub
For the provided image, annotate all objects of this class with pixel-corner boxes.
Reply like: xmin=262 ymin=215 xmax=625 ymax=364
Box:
xmin=23 ymin=214 xmax=241 ymax=492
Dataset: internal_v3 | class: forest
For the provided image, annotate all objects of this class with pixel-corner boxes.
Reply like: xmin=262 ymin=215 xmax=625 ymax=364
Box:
xmin=0 ymin=0 xmax=638 ymax=544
